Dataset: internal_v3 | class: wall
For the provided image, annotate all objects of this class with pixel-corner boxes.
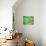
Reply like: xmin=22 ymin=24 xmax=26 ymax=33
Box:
xmin=0 ymin=0 xmax=16 ymax=38
xmin=0 ymin=0 xmax=16 ymax=30
xmin=0 ymin=0 xmax=46 ymax=46
xmin=41 ymin=0 xmax=46 ymax=46
xmin=13 ymin=0 xmax=41 ymax=46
